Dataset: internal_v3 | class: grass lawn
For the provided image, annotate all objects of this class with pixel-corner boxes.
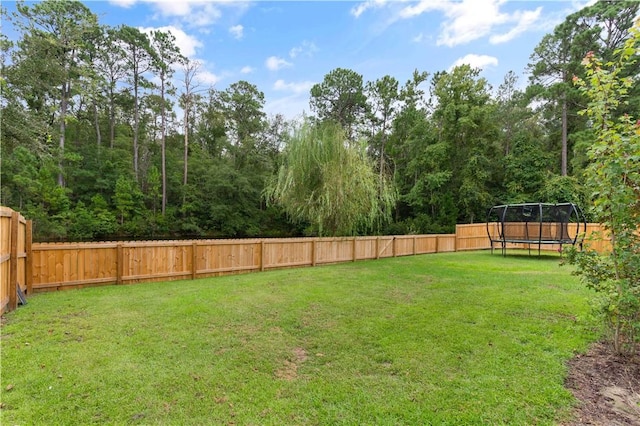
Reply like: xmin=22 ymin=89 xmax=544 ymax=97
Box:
xmin=1 ymin=251 xmax=596 ymax=425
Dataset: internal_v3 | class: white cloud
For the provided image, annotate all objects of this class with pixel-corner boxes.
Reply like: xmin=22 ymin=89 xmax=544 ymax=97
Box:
xmin=240 ymin=66 xmax=254 ymax=74
xmin=189 ymin=4 xmax=223 ymax=27
xmin=139 ymin=25 xmax=203 ymax=57
xmin=289 ymin=40 xmax=318 ymax=59
xmin=437 ymin=0 xmax=509 ymax=47
xmin=351 ymin=0 xmax=388 ymax=18
xmin=229 ymin=25 xmax=244 ymax=40
xmin=150 ymin=1 xmax=193 ymax=17
xmin=396 ymin=0 xmax=542 ymax=47
xmin=114 ymin=0 xmax=250 ymax=29
xmin=196 ymin=70 xmax=221 ymax=86
xmin=108 ymin=0 xmax=137 ymax=7
xmin=450 ymin=54 xmax=498 ymax=70
xmin=489 ymin=7 xmax=542 ymax=44
xmin=412 ymin=33 xmax=424 ymax=43
xmin=398 ymin=0 xmax=447 ymax=19
xmin=265 ymin=56 xmax=292 ymax=71
xmin=273 ymin=79 xmax=315 ymax=95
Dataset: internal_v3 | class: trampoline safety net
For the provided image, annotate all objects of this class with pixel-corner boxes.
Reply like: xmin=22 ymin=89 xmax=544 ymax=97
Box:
xmin=486 ymin=203 xmax=587 ymax=256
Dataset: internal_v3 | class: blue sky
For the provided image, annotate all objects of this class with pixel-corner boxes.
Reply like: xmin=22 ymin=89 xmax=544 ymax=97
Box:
xmin=4 ymin=0 xmax=596 ymax=119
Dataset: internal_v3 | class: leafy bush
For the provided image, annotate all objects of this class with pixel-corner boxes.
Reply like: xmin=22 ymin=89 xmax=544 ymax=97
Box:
xmin=568 ymin=21 xmax=640 ymax=355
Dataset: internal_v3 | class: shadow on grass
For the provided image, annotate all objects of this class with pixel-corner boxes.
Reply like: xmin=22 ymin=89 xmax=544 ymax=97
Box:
xmin=485 ymin=248 xmax=567 ymax=263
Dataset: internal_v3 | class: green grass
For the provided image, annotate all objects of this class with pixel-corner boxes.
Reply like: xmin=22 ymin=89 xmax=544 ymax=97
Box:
xmin=1 ymin=251 xmax=596 ymax=425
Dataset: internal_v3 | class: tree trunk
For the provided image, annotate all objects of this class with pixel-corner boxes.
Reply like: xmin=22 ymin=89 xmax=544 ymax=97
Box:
xmin=183 ymin=99 xmax=189 ymax=208
xmin=94 ymin=101 xmax=102 ymax=149
xmin=109 ymin=87 xmax=116 ymax=149
xmin=161 ymin=74 xmax=167 ymax=216
xmin=58 ymin=81 xmax=69 ymax=187
xmin=561 ymin=94 xmax=568 ymax=176
xmin=133 ymin=72 xmax=139 ymax=182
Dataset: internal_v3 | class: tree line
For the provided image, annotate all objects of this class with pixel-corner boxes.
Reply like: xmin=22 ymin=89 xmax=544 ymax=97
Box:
xmin=1 ymin=0 xmax=638 ymax=241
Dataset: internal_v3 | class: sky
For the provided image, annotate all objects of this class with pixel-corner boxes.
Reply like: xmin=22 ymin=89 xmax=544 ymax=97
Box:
xmin=4 ymin=0 xmax=598 ymax=120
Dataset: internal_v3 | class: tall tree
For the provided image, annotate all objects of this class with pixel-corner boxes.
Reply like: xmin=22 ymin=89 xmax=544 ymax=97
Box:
xmin=371 ymin=70 xmax=430 ymax=231
xmin=179 ymin=58 xmax=203 ymax=208
xmin=118 ymin=25 xmax=157 ymax=182
xmin=150 ymin=29 xmax=184 ymax=215
xmin=310 ymin=68 xmax=368 ymax=140
xmin=194 ymin=89 xmax=228 ymax=158
xmin=396 ymin=106 xmax=454 ymax=232
xmin=75 ymin=23 xmax=108 ymax=152
xmin=527 ymin=0 xmax=637 ymax=177
xmin=97 ymin=27 xmax=128 ymax=149
xmin=496 ymin=71 xmax=532 ymax=157
xmin=218 ymin=81 xmax=267 ymax=169
xmin=528 ymin=18 xmax=595 ymax=176
xmin=431 ymin=65 xmax=499 ymax=223
xmin=365 ymin=75 xmax=399 ymax=182
xmin=12 ymin=0 xmax=98 ymax=187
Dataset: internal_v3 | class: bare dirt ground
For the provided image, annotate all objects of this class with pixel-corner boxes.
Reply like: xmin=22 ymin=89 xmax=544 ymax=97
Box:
xmin=564 ymin=342 xmax=640 ymax=425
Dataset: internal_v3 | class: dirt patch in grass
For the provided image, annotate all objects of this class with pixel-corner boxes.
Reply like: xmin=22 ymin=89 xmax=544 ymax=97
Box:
xmin=275 ymin=347 xmax=308 ymax=381
xmin=564 ymin=342 xmax=640 ymax=425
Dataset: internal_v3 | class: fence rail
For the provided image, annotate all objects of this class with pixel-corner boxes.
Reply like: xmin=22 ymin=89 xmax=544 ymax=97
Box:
xmin=0 ymin=205 xmax=614 ymax=313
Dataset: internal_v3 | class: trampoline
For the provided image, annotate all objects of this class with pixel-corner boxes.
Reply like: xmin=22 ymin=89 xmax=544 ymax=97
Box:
xmin=486 ymin=203 xmax=587 ymax=256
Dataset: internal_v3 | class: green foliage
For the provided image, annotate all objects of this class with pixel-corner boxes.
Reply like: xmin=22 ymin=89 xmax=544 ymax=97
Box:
xmin=310 ymin=68 xmax=368 ymax=140
xmin=4 ymin=1 xmax=637 ymax=241
xmin=536 ymin=174 xmax=588 ymax=207
xmin=114 ymin=174 xmax=143 ymax=226
xmin=526 ymin=1 xmax=638 ymax=178
xmin=265 ymin=121 xmax=397 ymax=236
xmin=0 ymin=146 xmax=71 ymax=240
xmin=431 ymin=65 xmax=499 ymax=223
xmin=503 ymin=137 xmax=551 ymax=203
xmin=568 ymin=20 xmax=640 ymax=355
xmin=67 ymin=197 xmax=117 ymax=240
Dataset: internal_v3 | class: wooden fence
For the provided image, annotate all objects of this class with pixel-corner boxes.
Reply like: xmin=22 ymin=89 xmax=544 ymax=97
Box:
xmin=0 ymin=205 xmax=615 ymax=313
xmin=30 ymin=234 xmax=457 ymax=293
xmin=0 ymin=207 xmax=31 ymax=313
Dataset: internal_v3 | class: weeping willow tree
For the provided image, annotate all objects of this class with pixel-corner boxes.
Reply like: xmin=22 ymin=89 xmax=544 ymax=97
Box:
xmin=264 ymin=120 xmax=397 ymax=236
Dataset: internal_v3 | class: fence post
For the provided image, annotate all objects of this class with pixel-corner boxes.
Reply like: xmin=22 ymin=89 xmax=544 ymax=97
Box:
xmin=352 ymin=237 xmax=357 ymax=262
xmin=376 ymin=237 xmax=380 ymax=259
xmin=9 ymin=211 xmax=18 ymax=311
xmin=116 ymin=243 xmax=123 ymax=285
xmin=260 ymin=240 xmax=265 ymax=272
xmin=25 ymin=220 xmax=33 ymax=295
xmin=192 ymin=242 xmax=198 ymax=280
xmin=392 ymin=236 xmax=396 ymax=257
xmin=413 ymin=236 xmax=417 ymax=255
xmin=454 ymin=226 xmax=459 ymax=252
xmin=311 ymin=238 xmax=317 ymax=267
